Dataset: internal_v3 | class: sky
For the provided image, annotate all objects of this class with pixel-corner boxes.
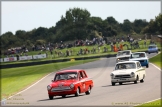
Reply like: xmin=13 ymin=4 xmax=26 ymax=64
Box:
xmin=1 ymin=1 xmax=161 ymax=35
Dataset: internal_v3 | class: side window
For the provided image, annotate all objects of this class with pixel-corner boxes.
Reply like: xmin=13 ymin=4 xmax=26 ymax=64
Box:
xmin=137 ymin=62 xmax=141 ymax=68
xmin=79 ymin=71 xmax=83 ymax=79
xmin=138 ymin=62 xmax=141 ymax=68
xmin=82 ymin=71 xmax=87 ymax=78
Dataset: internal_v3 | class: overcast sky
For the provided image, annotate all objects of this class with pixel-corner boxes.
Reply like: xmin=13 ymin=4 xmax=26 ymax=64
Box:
xmin=1 ymin=1 xmax=161 ymax=35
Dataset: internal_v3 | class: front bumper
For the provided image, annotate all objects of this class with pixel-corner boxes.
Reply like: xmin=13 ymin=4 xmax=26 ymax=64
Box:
xmin=48 ymin=87 xmax=77 ymax=96
xmin=111 ymin=77 xmax=136 ymax=83
xmin=148 ymin=50 xmax=158 ymax=53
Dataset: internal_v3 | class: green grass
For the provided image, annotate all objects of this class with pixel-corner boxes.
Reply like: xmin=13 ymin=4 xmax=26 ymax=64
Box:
xmin=136 ymin=99 xmax=161 ymax=107
xmin=1 ymin=58 xmax=98 ymax=100
xmin=149 ymin=52 xmax=162 ymax=68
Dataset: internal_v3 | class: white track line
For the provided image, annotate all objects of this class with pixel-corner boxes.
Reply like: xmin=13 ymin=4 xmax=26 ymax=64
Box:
xmin=1 ymin=72 xmax=54 ymax=102
xmin=150 ymin=63 xmax=161 ymax=71
xmin=134 ymin=98 xmax=161 ymax=106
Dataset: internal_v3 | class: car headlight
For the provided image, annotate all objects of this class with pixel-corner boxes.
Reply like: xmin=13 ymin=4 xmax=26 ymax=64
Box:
xmin=70 ymin=83 xmax=74 ymax=89
xmin=118 ymin=59 xmax=120 ymax=60
xmin=131 ymin=72 xmax=135 ymax=77
xmin=110 ymin=73 xmax=114 ymax=76
xmin=47 ymin=85 xmax=51 ymax=90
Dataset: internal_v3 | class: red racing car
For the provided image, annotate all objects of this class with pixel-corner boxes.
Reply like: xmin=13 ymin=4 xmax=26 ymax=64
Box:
xmin=47 ymin=69 xmax=94 ymax=99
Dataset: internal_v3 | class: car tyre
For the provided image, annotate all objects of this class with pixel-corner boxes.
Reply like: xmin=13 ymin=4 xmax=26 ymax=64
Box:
xmin=62 ymin=95 xmax=66 ymax=98
xmin=75 ymin=88 xmax=80 ymax=97
xmin=140 ymin=75 xmax=145 ymax=83
xmin=134 ymin=76 xmax=139 ymax=84
xmin=85 ymin=86 xmax=91 ymax=95
xmin=112 ymin=82 xmax=115 ymax=86
xmin=119 ymin=82 xmax=123 ymax=85
xmin=146 ymin=64 xmax=149 ymax=68
xmin=49 ymin=95 xmax=53 ymax=100
xmin=148 ymin=52 xmax=150 ymax=54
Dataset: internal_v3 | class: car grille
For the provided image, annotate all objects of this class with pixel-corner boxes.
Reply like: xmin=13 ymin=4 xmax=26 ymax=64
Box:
xmin=114 ymin=75 xmax=131 ymax=79
xmin=51 ymin=86 xmax=71 ymax=92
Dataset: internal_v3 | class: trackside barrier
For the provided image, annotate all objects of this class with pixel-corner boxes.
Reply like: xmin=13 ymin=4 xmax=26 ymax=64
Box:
xmin=33 ymin=54 xmax=47 ymax=59
xmin=19 ymin=56 xmax=33 ymax=61
xmin=4 ymin=57 xmax=17 ymax=62
xmin=0 ymin=58 xmax=3 ymax=62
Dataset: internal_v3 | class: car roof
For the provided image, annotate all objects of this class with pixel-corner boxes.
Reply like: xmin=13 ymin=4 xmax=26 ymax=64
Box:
xmin=56 ymin=69 xmax=83 ymax=74
xmin=118 ymin=50 xmax=131 ymax=52
xmin=132 ymin=52 xmax=146 ymax=54
xmin=116 ymin=61 xmax=138 ymax=64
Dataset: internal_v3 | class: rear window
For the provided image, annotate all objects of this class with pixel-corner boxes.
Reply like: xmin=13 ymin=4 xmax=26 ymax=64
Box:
xmin=117 ymin=51 xmax=130 ymax=56
xmin=130 ymin=53 xmax=145 ymax=59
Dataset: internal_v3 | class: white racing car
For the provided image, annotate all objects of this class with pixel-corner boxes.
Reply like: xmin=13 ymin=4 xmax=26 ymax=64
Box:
xmin=110 ymin=61 xmax=146 ymax=86
xmin=116 ymin=50 xmax=132 ymax=63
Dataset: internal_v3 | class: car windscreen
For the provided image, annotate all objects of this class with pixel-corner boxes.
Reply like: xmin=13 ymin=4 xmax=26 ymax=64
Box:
xmin=117 ymin=51 xmax=130 ymax=56
xmin=148 ymin=46 xmax=157 ymax=48
xmin=115 ymin=63 xmax=136 ymax=70
xmin=130 ymin=53 xmax=145 ymax=59
xmin=54 ymin=72 xmax=78 ymax=81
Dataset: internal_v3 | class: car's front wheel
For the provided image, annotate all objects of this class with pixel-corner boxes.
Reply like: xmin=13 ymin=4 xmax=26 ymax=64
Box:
xmin=49 ymin=95 xmax=53 ymax=100
xmin=75 ymin=88 xmax=80 ymax=97
xmin=112 ymin=82 xmax=115 ymax=86
xmin=62 ymin=95 xmax=66 ymax=98
xmin=85 ymin=86 xmax=91 ymax=95
xmin=119 ymin=82 xmax=123 ymax=85
xmin=134 ymin=76 xmax=139 ymax=84
xmin=140 ymin=75 xmax=145 ymax=83
xmin=146 ymin=64 xmax=149 ymax=68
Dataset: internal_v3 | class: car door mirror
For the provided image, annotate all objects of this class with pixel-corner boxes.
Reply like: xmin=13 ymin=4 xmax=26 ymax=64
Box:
xmin=51 ymin=80 xmax=54 ymax=82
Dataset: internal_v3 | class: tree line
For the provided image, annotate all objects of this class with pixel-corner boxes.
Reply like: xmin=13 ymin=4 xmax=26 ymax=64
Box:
xmin=1 ymin=7 xmax=162 ymax=52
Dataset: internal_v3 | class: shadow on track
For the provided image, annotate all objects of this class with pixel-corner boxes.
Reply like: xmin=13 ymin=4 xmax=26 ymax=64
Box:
xmin=102 ymin=82 xmax=137 ymax=87
xmin=37 ymin=94 xmax=85 ymax=101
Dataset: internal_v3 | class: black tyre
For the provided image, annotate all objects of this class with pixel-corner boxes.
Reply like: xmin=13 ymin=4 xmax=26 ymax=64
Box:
xmin=119 ymin=82 xmax=123 ymax=85
xmin=75 ymin=88 xmax=80 ymax=97
xmin=85 ymin=86 xmax=91 ymax=95
xmin=49 ymin=95 xmax=53 ymax=100
xmin=146 ymin=64 xmax=149 ymax=68
xmin=140 ymin=75 xmax=145 ymax=83
xmin=112 ymin=82 xmax=115 ymax=86
xmin=62 ymin=95 xmax=66 ymax=98
xmin=134 ymin=76 xmax=139 ymax=84
xmin=148 ymin=52 xmax=150 ymax=54
xmin=157 ymin=51 xmax=158 ymax=53
xmin=140 ymin=79 xmax=144 ymax=83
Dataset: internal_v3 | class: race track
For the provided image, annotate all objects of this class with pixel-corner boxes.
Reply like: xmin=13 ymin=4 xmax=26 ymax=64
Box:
xmin=3 ymin=53 xmax=161 ymax=106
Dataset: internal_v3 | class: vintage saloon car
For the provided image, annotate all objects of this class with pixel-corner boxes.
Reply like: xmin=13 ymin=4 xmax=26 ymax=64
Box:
xmin=129 ymin=52 xmax=149 ymax=68
xmin=47 ymin=69 xmax=93 ymax=99
xmin=116 ymin=50 xmax=132 ymax=63
xmin=148 ymin=44 xmax=158 ymax=54
xmin=110 ymin=61 xmax=146 ymax=86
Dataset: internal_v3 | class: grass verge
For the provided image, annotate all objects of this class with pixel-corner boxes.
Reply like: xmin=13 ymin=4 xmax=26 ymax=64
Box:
xmin=136 ymin=52 xmax=162 ymax=107
xmin=149 ymin=52 xmax=162 ymax=69
xmin=136 ymin=99 xmax=161 ymax=107
xmin=1 ymin=58 xmax=98 ymax=100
